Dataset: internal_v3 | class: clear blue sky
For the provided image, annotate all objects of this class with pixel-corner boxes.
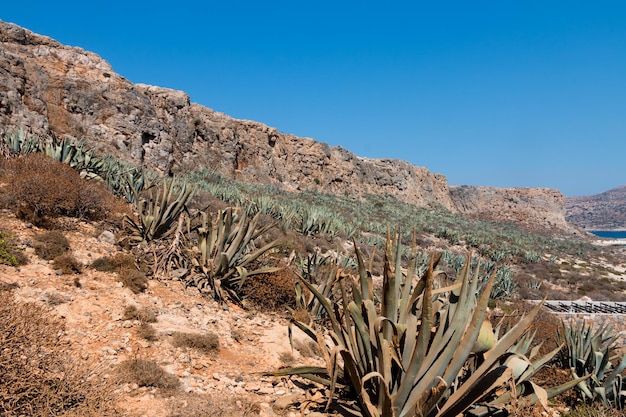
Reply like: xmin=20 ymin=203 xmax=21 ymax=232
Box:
xmin=3 ymin=1 xmax=625 ymax=196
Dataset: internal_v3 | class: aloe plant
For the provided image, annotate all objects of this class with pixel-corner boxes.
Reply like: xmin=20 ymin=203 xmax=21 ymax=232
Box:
xmin=186 ymin=207 xmax=281 ymax=302
xmin=270 ymin=235 xmax=582 ymax=417
xmin=124 ymin=178 xmax=194 ymax=243
xmin=558 ymin=320 xmax=626 ymax=409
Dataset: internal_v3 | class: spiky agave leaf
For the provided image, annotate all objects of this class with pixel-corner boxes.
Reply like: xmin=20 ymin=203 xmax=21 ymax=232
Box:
xmin=186 ymin=207 xmax=280 ymax=303
xmin=270 ymin=236 xmax=579 ymax=417
xmin=124 ymin=177 xmax=194 ymax=242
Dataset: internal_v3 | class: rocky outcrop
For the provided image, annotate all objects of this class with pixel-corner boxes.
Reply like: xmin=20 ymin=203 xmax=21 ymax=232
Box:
xmin=451 ymin=186 xmax=569 ymax=233
xmin=0 ymin=20 xmax=573 ymax=232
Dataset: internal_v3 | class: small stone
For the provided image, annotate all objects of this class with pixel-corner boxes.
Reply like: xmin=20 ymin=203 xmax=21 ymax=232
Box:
xmin=98 ymin=230 xmax=116 ymax=245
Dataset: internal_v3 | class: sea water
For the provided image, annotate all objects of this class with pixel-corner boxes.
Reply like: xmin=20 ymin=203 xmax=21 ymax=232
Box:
xmin=590 ymin=230 xmax=626 ymax=239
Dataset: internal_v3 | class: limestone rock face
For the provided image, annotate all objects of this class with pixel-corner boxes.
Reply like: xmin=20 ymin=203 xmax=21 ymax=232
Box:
xmin=0 ymin=20 xmax=572 ymax=231
xmin=450 ymin=186 xmax=568 ymax=233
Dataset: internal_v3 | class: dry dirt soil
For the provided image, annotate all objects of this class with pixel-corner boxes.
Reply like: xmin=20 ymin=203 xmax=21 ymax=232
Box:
xmin=0 ymin=210 xmax=329 ymax=417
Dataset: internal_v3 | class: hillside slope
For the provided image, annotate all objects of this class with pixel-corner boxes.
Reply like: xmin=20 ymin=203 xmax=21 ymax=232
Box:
xmin=0 ymin=20 xmax=572 ymax=233
xmin=566 ymin=185 xmax=626 ymax=230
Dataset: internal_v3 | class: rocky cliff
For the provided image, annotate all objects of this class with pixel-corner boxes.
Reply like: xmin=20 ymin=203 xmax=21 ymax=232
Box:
xmin=0 ymin=20 xmax=572 ymax=232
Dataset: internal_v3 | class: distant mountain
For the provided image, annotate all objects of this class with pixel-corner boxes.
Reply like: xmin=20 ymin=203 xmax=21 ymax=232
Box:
xmin=565 ymin=185 xmax=626 ymax=230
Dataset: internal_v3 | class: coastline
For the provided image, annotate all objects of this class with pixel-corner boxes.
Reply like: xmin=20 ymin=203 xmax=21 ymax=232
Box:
xmin=592 ymin=238 xmax=626 ymax=247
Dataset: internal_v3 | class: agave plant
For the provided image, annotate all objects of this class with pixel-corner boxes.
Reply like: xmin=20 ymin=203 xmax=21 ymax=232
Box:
xmin=270 ymin=235 xmax=583 ymax=417
xmin=44 ymin=136 xmax=105 ymax=180
xmin=1 ymin=129 xmax=41 ymax=156
xmin=558 ymin=319 xmax=626 ymax=409
xmin=124 ymin=178 xmax=194 ymax=243
xmin=100 ymin=156 xmax=151 ymax=203
xmin=186 ymin=207 xmax=281 ymax=302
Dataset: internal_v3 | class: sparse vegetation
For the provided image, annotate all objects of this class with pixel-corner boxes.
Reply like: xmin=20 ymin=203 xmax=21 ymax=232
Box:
xmin=123 ymin=304 xmax=157 ymax=323
xmin=171 ymin=331 xmax=220 ymax=354
xmin=33 ymin=230 xmax=70 ymax=260
xmin=137 ymin=323 xmax=159 ymax=341
xmin=166 ymin=393 xmax=261 ymax=417
xmin=0 ymin=153 xmax=122 ymax=227
xmin=0 ymin=290 xmax=118 ymax=416
xmin=0 ymin=231 xmax=28 ymax=266
xmin=91 ymin=253 xmax=136 ymax=272
xmin=52 ymin=253 xmax=82 ymax=274
xmin=118 ymin=268 xmax=148 ymax=293
xmin=116 ymin=359 xmax=180 ymax=389
xmin=2 ymin=128 xmax=626 ymax=416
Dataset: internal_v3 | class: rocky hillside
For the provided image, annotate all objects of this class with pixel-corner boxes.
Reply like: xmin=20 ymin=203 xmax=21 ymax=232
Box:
xmin=566 ymin=185 xmax=626 ymax=230
xmin=0 ymin=20 xmax=572 ymax=233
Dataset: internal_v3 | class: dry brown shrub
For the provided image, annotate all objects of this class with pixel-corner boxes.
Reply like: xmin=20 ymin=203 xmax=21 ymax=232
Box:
xmin=123 ymin=304 xmax=157 ymax=323
xmin=33 ymin=230 xmax=70 ymax=260
xmin=91 ymin=253 xmax=136 ymax=272
xmin=0 ymin=281 xmax=19 ymax=291
xmin=0 ymin=290 xmax=119 ymax=416
xmin=118 ymin=268 xmax=148 ymax=293
xmin=241 ymin=266 xmax=297 ymax=312
xmin=53 ymin=253 xmax=83 ymax=274
xmin=136 ymin=323 xmax=159 ymax=341
xmin=116 ymin=359 xmax=179 ymax=389
xmin=0 ymin=153 xmax=122 ymax=227
xmin=171 ymin=331 xmax=220 ymax=354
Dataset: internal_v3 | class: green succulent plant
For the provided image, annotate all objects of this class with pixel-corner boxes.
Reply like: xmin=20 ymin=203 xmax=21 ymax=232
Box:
xmin=186 ymin=207 xmax=281 ymax=302
xmin=124 ymin=178 xmax=194 ymax=243
xmin=270 ymin=235 xmax=583 ymax=417
xmin=100 ymin=156 xmax=151 ymax=203
xmin=43 ymin=136 xmax=105 ymax=180
xmin=1 ymin=129 xmax=41 ymax=156
xmin=558 ymin=319 xmax=626 ymax=409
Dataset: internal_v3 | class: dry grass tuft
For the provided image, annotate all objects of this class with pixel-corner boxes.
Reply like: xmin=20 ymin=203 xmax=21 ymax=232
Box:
xmin=171 ymin=331 xmax=220 ymax=354
xmin=136 ymin=323 xmax=159 ymax=341
xmin=292 ymin=308 xmax=312 ymax=325
xmin=53 ymin=253 xmax=83 ymax=274
xmin=118 ymin=268 xmax=148 ymax=293
xmin=91 ymin=253 xmax=136 ymax=273
xmin=34 ymin=230 xmax=70 ymax=260
xmin=123 ymin=305 xmax=157 ymax=323
xmin=0 ymin=290 xmax=119 ymax=416
xmin=560 ymin=403 xmax=626 ymax=417
xmin=292 ymin=338 xmax=321 ymax=358
xmin=116 ymin=359 xmax=179 ymax=389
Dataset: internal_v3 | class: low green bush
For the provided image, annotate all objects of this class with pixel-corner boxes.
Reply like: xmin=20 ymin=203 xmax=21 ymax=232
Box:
xmin=0 ymin=231 xmax=28 ymax=266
